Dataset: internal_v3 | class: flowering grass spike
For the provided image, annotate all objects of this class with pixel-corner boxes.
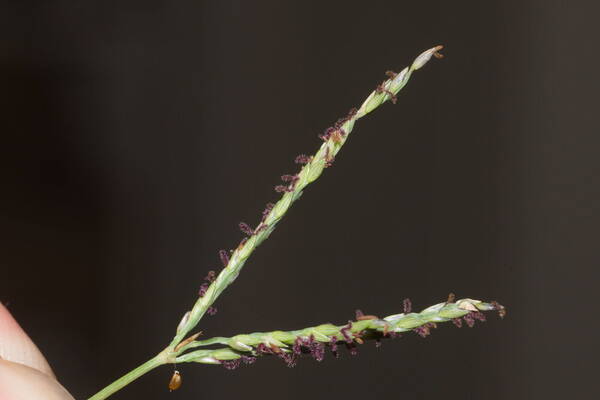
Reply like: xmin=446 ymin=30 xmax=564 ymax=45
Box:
xmin=174 ymin=298 xmax=505 ymax=368
xmin=87 ymin=45 xmax=505 ymax=400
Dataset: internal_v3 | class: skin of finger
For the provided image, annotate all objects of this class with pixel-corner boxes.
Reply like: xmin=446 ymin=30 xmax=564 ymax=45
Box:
xmin=0 ymin=303 xmax=55 ymax=378
xmin=0 ymin=359 xmax=74 ymax=400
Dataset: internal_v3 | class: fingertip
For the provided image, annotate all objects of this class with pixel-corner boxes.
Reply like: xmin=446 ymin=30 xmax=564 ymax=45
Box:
xmin=0 ymin=302 xmax=55 ymax=377
xmin=0 ymin=359 xmax=74 ymax=400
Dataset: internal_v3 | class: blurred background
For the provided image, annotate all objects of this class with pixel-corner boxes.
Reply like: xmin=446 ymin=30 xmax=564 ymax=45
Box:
xmin=2 ymin=1 xmax=599 ymax=399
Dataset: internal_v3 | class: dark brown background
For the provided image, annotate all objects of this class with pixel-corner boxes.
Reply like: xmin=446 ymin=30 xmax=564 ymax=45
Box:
xmin=2 ymin=1 xmax=598 ymax=399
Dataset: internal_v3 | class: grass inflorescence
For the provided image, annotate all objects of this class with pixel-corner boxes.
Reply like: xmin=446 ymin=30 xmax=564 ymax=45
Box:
xmin=87 ymin=45 xmax=506 ymax=400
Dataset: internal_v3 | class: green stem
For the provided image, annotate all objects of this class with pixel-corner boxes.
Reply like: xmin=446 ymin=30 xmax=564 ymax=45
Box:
xmin=87 ymin=354 xmax=166 ymax=400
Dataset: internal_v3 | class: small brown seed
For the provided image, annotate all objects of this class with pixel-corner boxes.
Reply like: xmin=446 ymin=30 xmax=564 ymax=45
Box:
xmin=168 ymin=370 xmax=182 ymax=391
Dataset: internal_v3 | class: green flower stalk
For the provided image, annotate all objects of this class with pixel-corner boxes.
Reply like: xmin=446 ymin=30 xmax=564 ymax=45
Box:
xmin=88 ymin=45 xmax=505 ymax=400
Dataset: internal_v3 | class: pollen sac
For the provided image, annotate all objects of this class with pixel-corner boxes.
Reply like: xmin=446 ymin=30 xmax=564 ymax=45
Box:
xmin=256 ymin=343 xmax=272 ymax=354
xmin=168 ymin=370 xmax=182 ymax=391
xmin=310 ymin=341 xmax=325 ymax=362
xmin=281 ymin=174 xmax=299 ymax=183
xmin=329 ymin=336 xmax=339 ymax=358
xmin=463 ymin=313 xmax=476 ymax=328
xmin=218 ymin=250 xmax=230 ymax=267
xmin=491 ymin=301 xmax=507 ymax=318
xmin=198 ymin=283 xmax=209 ymax=297
xmin=340 ymin=321 xmax=353 ymax=343
xmin=274 ymin=185 xmax=290 ymax=193
xmin=261 ymin=203 xmax=275 ymax=221
xmin=204 ymin=270 xmax=216 ymax=282
xmin=403 ymin=298 xmax=412 ymax=314
xmin=413 ymin=324 xmax=432 ymax=338
xmin=241 ymin=355 xmax=256 ymax=364
xmin=239 ymin=222 xmax=254 ymax=236
xmin=220 ymin=359 xmax=242 ymax=370
xmin=295 ymin=154 xmax=311 ymax=164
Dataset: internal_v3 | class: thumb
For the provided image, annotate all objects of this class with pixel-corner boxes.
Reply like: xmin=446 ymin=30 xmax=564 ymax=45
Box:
xmin=0 ymin=303 xmax=73 ymax=400
xmin=0 ymin=302 xmax=54 ymax=376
